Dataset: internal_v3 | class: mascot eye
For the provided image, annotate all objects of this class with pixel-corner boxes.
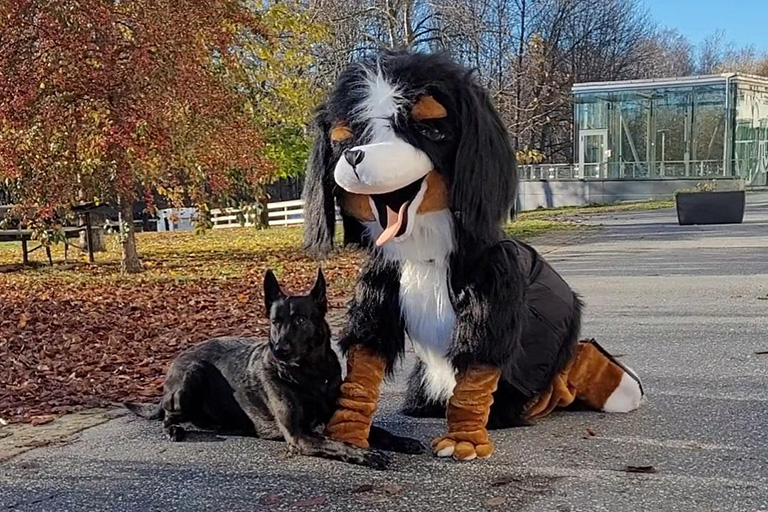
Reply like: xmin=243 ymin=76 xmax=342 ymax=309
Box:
xmin=330 ymin=123 xmax=353 ymax=143
xmin=417 ymin=124 xmax=446 ymax=141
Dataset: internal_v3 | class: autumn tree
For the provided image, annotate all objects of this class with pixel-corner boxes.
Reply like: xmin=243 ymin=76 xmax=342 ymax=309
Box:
xmin=0 ymin=0 xmax=270 ymax=272
xmin=230 ymin=1 xmax=328 ymax=226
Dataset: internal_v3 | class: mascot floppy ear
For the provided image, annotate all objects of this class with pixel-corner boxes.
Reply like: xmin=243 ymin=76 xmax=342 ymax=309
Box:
xmin=451 ymin=75 xmax=517 ymax=247
xmin=302 ymin=107 xmax=366 ymax=258
xmin=302 ymin=107 xmax=337 ymax=258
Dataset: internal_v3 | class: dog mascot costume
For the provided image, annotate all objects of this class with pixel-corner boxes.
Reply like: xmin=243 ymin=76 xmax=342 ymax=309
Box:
xmin=303 ymin=51 xmax=643 ymax=461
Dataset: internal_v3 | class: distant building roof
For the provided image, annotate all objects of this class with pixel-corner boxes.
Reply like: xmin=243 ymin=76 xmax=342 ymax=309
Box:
xmin=573 ymin=73 xmax=768 ymax=94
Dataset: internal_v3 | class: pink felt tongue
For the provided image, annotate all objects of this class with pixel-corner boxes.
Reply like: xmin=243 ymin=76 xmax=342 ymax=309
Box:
xmin=375 ymin=202 xmax=409 ymax=247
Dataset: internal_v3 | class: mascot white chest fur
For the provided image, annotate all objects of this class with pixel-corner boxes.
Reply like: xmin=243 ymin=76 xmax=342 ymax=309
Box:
xmin=376 ymin=210 xmax=458 ymax=403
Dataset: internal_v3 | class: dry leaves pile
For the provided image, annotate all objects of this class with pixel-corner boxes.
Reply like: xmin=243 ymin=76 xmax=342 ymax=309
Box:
xmin=0 ymin=227 xmax=362 ymax=424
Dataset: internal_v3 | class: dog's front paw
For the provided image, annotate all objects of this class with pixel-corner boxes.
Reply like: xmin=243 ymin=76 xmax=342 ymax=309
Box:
xmin=395 ymin=436 xmax=428 ymax=455
xmin=167 ymin=425 xmax=187 ymax=442
xmin=431 ymin=430 xmax=493 ymax=461
xmin=362 ymin=449 xmax=391 ymax=470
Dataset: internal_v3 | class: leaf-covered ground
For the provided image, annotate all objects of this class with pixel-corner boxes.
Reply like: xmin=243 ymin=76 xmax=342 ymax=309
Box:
xmin=0 ymin=218 xmax=575 ymax=424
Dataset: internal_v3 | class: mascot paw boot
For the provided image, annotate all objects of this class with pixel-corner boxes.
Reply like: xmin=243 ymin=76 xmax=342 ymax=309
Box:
xmin=324 ymin=345 xmax=386 ymax=449
xmin=526 ymin=338 xmax=644 ymax=420
xmin=432 ymin=366 xmax=500 ymax=461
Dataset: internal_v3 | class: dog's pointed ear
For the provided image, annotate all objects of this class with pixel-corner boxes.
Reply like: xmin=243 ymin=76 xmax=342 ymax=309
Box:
xmin=451 ymin=76 xmax=517 ymax=247
xmin=302 ymin=106 xmax=336 ymax=259
xmin=263 ymin=269 xmax=285 ymax=315
xmin=309 ymin=268 xmax=327 ymax=314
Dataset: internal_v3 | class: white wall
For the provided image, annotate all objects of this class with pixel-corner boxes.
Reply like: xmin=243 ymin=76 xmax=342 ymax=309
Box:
xmin=516 ymin=179 xmax=744 ymax=211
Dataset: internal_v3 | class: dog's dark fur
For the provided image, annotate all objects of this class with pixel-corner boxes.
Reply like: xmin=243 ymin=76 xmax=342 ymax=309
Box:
xmin=126 ymin=269 xmax=423 ymax=470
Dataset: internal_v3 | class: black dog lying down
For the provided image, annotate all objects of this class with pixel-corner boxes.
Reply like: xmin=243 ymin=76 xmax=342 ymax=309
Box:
xmin=127 ymin=269 xmax=423 ymax=470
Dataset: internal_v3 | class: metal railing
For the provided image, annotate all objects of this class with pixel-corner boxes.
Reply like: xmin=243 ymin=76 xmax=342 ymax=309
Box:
xmin=518 ymin=160 xmax=733 ymax=181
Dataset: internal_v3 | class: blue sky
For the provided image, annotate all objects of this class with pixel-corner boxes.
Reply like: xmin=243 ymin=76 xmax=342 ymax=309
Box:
xmin=643 ymin=0 xmax=768 ymax=51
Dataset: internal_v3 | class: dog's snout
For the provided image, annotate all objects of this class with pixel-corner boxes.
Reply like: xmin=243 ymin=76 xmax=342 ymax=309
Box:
xmin=344 ymin=149 xmax=365 ymax=167
xmin=272 ymin=341 xmax=293 ymax=359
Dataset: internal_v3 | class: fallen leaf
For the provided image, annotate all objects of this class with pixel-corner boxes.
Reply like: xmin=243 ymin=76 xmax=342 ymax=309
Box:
xmin=0 ymin=227 xmax=364 ymax=424
xmin=294 ymin=495 xmax=326 ymax=508
xmin=623 ymin=465 xmax=657 ymax=474
xmin=487 ymin=496 xmax=507 ymax=507
xmin=261 ymin=493 xmax=281 ymax=505
xmin=30 ymin=415 xmax=55 ymax=426
xmin=25 ymin=439 xmax=53 ymax=448
xmin=490 ymin=476 xmax=519 ymax=487
xmin=352 ymin=484 xmax=375 ymax=493
xmin=380 ymin=483 xmax=402 ymax=494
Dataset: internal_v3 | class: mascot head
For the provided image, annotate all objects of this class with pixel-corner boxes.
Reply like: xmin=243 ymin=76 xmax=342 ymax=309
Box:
xmin=302 ymin=50 xmax=517 ymax=258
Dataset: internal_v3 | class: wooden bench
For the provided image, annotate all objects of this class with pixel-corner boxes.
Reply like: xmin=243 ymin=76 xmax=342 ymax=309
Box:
xmin=0 ymin=227 xmax=88 ymax=265
xmin=0 ymin=203 xmax=101 ymax=266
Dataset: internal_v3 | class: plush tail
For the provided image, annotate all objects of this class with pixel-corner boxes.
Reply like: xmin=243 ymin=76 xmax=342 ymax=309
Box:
xmin=124 ymin=402 xmax=165 ymax=420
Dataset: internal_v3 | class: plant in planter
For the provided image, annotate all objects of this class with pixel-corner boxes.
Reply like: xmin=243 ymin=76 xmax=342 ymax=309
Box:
xmin=675 ymin=180 xmax=746 ymax=226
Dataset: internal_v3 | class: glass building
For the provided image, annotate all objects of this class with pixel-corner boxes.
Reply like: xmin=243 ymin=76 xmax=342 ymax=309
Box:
xmin=571 ymin=73 xmax=768 ymax=186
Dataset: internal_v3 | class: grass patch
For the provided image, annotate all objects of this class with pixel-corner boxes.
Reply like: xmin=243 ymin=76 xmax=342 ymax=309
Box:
xmin=0 ymin=218 xmax=574 ymax=279
xmin=505 ymin=218 xmax=584 ymax=239
xmin=520 ymin=199 xmax=675 ymax=220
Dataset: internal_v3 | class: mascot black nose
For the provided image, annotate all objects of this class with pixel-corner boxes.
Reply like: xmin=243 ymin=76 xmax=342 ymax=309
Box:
xmin=344 ymin=149 xmax=365 ymax=167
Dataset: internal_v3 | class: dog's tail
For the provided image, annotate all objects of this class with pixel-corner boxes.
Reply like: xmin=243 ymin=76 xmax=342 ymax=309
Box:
xmin=124 ymin=402 xmax=164 ymax=420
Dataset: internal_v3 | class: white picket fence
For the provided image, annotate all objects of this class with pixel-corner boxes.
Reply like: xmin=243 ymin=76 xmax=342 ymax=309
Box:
xmin=266 ymin=199 xmax=306 ymax=227
xmin=209 ymin=199 xmax=339 ymax=229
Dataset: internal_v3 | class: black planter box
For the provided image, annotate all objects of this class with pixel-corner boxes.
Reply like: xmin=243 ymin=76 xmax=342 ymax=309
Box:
xmin=676 ymin=190 xmax=745 ymax=226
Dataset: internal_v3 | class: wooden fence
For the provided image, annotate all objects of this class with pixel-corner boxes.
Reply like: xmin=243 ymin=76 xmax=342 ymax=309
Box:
xmin=210 ymin=200 xmax=340 ymax=229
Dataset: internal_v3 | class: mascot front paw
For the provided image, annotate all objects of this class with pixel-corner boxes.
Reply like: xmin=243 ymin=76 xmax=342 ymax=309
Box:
xmin=323 ymin=345 xmax=387 ymax=450
xmin=431 ymin=430 xmax=494 ymax=460
xmin=433 ymin=365 xmax=501 ymax=461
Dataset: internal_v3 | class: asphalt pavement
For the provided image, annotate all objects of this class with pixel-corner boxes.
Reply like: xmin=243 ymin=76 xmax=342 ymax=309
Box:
xmin=2 ymin=193 xmax=767 ymax=512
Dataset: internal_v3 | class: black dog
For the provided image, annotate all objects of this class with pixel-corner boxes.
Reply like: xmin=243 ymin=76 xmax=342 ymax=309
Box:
xmin=126 ymin=269 xmax=424 ymax=470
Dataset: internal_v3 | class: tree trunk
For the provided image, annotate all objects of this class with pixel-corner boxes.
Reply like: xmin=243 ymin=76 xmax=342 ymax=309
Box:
xmin=119 ymin=194 xmax=143 ymax=273
xmin=257 ymin=184 xmax=270 ymax=229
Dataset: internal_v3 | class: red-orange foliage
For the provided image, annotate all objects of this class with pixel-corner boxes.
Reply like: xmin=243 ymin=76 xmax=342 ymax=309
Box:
xmin=0 ymin=0 xmax=273 ymax=271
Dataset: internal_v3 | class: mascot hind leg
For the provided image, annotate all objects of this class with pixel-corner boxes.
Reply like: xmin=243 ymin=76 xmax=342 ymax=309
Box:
xmin=525 ymin=339 xmax=644 ymax=420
